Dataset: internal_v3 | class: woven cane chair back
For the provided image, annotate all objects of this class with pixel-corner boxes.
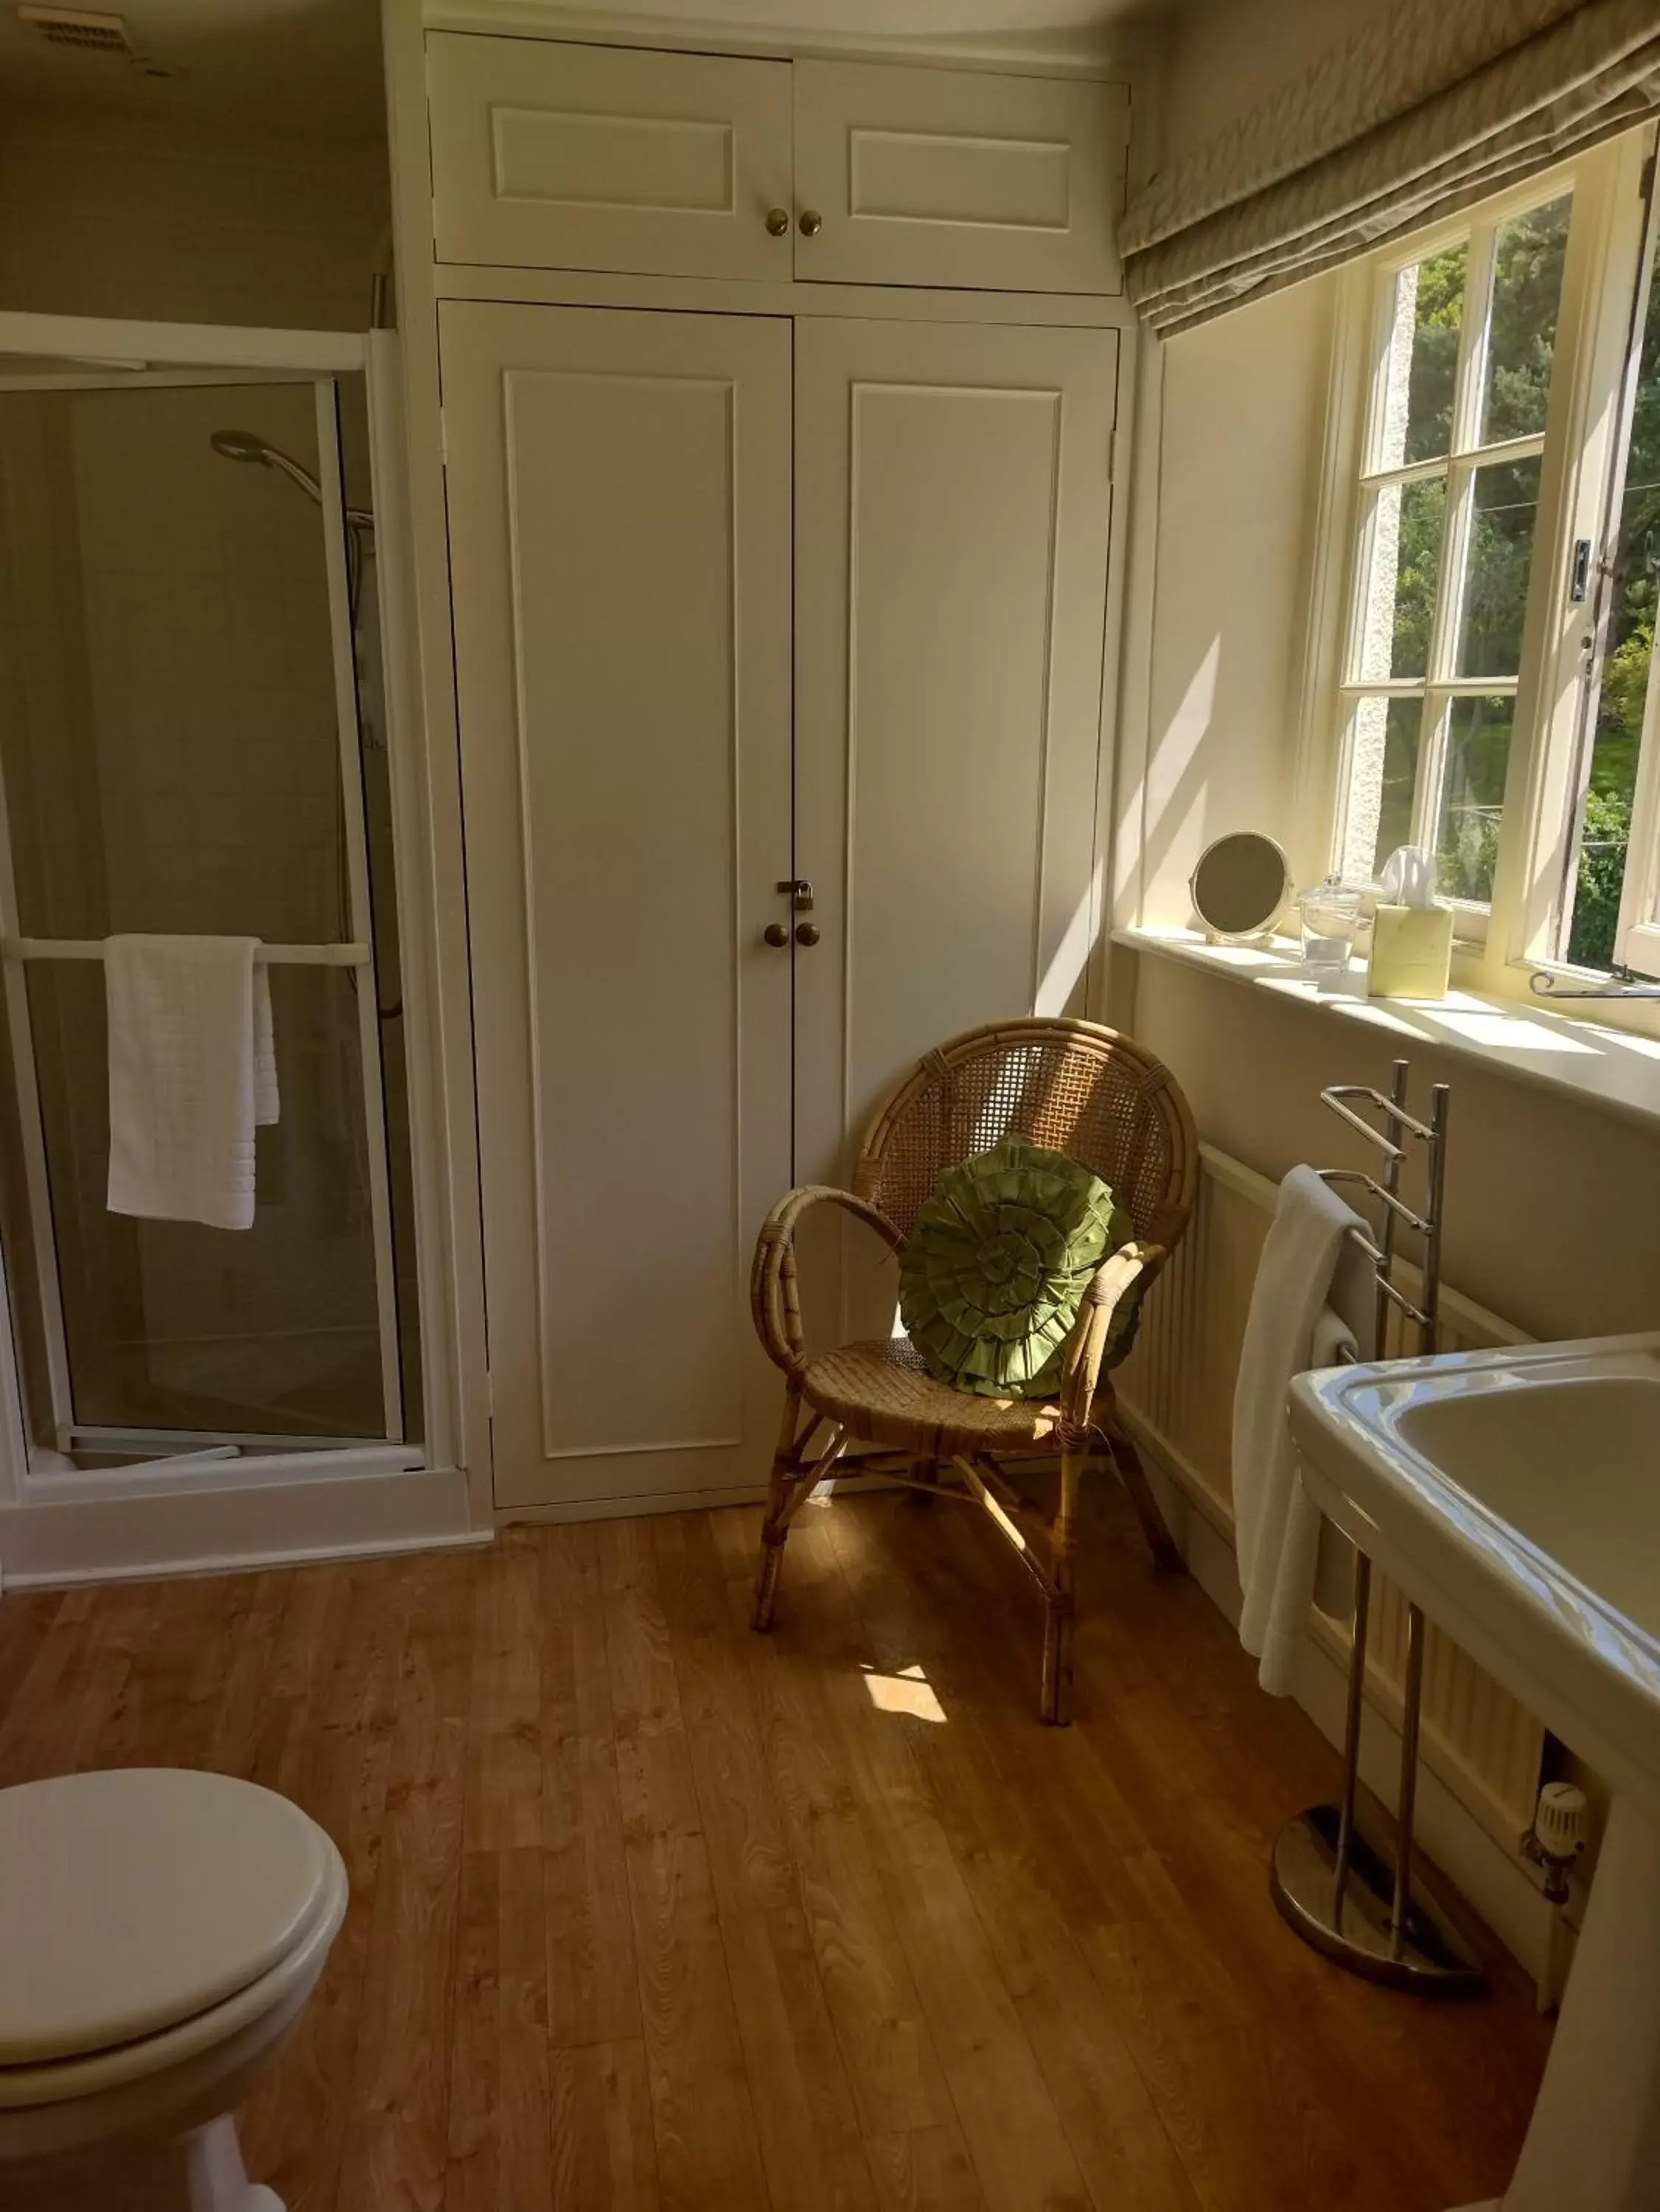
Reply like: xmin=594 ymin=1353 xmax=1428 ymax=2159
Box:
xmin=852 ymin=1018 xmax=1196 ymax=1251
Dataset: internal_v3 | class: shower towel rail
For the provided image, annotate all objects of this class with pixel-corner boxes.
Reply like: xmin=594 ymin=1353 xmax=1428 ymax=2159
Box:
xmin=5 ymin=938 xmax=369 ymax=967
xmin=1268 ymin=1057 xmax=1485 ymax=1997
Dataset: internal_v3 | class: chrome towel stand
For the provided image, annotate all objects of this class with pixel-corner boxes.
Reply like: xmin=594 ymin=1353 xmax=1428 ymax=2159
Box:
xmin=1267 ymin=1057 xmax=1485 ymax=1994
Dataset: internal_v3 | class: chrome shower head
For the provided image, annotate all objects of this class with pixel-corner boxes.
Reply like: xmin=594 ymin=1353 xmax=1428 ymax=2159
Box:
xmin=209 ymin=428 xmax=273 ymax=466
xmin=209 ymin=428 xmax=374 ymax=531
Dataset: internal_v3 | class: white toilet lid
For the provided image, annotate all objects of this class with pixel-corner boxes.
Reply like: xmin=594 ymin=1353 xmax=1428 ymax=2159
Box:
xmin=0 ymin=1768 xmax=336 ymax=2066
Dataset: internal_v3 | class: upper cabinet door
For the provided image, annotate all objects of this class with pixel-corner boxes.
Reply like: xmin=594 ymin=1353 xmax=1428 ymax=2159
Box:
xmin=428 ymin=32 xmax=794 ymax=279
xmin=792 ymin=61 xmax=1125 ymax=293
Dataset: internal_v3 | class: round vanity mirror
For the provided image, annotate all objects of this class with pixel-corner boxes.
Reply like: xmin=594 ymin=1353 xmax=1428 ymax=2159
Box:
xmin=1189 ymin=832 xmax=1291 ymax=942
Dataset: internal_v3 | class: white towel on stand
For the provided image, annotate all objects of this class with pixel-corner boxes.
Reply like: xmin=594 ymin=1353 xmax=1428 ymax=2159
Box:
xmin=105 ymin=935 xmax=279 ymax=1232
xmin=1232 ymin=1165 xmax=1370 ymax=1696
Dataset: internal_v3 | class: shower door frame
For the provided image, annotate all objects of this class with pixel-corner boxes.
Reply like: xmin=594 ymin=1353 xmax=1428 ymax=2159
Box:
xmin=0 ymin=320 xmax=409 ymax=1467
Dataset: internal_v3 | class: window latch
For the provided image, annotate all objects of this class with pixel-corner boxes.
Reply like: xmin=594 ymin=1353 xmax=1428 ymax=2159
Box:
xmin=1569 ymin=538 xmax=1593 ymax=603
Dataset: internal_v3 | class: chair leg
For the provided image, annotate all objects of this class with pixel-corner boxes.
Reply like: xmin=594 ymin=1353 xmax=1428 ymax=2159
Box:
xmin=752 ymin=1385 xmax=803 ymax=1632
xmin=1041 ymin=1450 xmax=1081 ymax=1725
xmin=1109 ymin=1426 xmax=1184 ymax=1574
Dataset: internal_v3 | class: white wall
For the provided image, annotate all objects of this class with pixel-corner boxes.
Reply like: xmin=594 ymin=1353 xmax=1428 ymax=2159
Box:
xmin=0 ymin=102 xmax=388 ymax=331
xmin=1120 ymin=271 xmax=1336 ymax=931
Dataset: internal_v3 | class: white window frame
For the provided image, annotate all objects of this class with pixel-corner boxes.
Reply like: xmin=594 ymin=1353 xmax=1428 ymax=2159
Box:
xmin=1300 ymin=127 xmax=1660 ymax=1018
xmin=1333 ymin=180 xmax=1569 ymax=939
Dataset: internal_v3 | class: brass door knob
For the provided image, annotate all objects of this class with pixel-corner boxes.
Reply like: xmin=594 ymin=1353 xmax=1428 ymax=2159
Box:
xmin=764 ymin=206 xmax=790 ymax=237
xmin=798 ymin=209 xmax=823 ymax=237
xmin=763 ymin=922 xmax=790 ymax=947
xmin=795 ymin=922 xmax=821 ymax=947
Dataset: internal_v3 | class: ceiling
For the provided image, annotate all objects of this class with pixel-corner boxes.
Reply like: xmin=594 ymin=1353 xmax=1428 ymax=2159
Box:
xmin=0 ymin=0 xmax=386 ymax=142
xmin=0 ymin=0 xmax=1179 ymax=145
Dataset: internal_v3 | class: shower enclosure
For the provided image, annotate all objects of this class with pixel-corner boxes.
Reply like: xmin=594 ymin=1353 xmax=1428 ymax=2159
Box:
xmin=0 ymin=328 xmax=420 ymax=1472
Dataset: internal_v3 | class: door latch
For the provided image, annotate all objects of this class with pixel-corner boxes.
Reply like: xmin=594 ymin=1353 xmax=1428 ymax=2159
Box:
xmin=775 ymin=878 xmax=815 ymax=913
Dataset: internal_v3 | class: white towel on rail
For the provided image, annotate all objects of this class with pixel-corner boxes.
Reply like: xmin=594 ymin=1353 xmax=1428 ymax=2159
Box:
xmin=105 ymin=935 xmax=279 ymax=1232
xmin=1232 ymin=1165 xmax=1370 ymax=1697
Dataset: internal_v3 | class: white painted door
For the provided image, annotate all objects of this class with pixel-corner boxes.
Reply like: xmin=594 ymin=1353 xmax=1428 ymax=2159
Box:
xmin=428 ymin=33 xmax=794 ymax=280
xmin=792 ymin=316 xmax=1118 ymax=1336
xmin=440 ymin=302 xmax=795 ymax=1511
xmin=792 ymin=62 xmax=1126 ymax=293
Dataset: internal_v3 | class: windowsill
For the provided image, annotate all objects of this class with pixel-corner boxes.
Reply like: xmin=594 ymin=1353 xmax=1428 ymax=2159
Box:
xmin=1116 ymin=925 xmax=1660 ymax=1132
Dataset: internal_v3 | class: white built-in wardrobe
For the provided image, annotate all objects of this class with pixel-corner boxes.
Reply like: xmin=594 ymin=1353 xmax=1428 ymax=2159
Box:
xmin=428 ymin=29 xmax=1131 ymax=1512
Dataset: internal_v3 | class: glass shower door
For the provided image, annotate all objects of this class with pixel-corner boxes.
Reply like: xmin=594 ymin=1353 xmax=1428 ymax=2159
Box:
xmin=0 ymin=371 xmax=410 ymax=1453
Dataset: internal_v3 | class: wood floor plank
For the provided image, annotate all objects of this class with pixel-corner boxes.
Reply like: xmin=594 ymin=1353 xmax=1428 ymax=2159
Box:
xmin=337 ymin=1550 xmax=472 ymax=2212
xmin=0 ymin=1498 xmax=1549 ymax=2212
xmin=445 ymin=1846 xmax=554 ymax=2211
xmin=465 ymin=1532 xmax=543 ymax=1854
xmin=0 ymin=1586 xmax=123 ymax=1780
xmin=541 ymin=1523 xmax=642 ymax=2050
xmin=549 ymin=2039 xmax=660 ymax=2211
xmin=242 ymin=1561 xmax=411 ymax=2212
xmin=599 ymin=1519 xmax=771 ymax=2212
xmin=710 ymin=1508 xmax=955 ymax=2143
xmin=825 ymin=1505 xmax=1203 ymax=2211
xmin=865 ymin=2124 xmax=988 ymax=2212
xmin=784 ymin=1514 xmax=1092 ymax=2212
xmin=655 ymin=1513 xmax=876 ymax=2212
xmin=203 ymin=1570 xmax=296 ymax=1778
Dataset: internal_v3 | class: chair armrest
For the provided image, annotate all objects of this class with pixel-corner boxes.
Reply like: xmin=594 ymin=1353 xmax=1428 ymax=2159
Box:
xmin=1059 ymin=1242 xmax=1168 ymax=1429
xmin=750 ymin=1185 xmax=904 ymax=1375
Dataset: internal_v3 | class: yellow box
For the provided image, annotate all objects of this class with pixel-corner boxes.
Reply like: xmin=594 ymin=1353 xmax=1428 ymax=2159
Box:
xmin=1367 ymin=902 xmax=1453 ymax=998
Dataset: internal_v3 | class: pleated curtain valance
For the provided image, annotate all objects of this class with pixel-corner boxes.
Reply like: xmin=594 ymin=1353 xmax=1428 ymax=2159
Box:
xmin=1123 ymin=0 xmax=1660 ymax=335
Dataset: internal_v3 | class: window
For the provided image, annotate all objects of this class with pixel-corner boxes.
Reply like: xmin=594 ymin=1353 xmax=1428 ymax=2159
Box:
xmin=1319 ymin=129 xmax=1660 ymax=987
xmin=1335 ymin=192 xmax=1573 ymax=924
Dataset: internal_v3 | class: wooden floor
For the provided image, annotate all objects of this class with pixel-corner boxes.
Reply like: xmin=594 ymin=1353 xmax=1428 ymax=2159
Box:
xmin=0 ymin=1481 xmax=1551 ymax=2211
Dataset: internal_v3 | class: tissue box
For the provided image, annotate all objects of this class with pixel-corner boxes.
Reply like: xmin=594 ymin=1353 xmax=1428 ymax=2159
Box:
xmin=1367 ymin=902 xmax=1453 ymax=998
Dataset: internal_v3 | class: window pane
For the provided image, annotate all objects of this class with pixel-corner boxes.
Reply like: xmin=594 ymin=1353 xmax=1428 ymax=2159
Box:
xmin=1342 ymin=695 xmax=1424 ymax=880
xmin=1357 ymin=475 xmax=1444 ymax=680
xmin=1481 ymin=194 xmax=1572 ymax=445
xmin=1379 ymin=244 xmax=1468 ymax=469
xmin=1373 ymin=698 xmax=1424 ymax=874
xmin=1437 ymin=695 xmax=1513 ymax=902
xmin=1455 ymin=455 xmax=1542 ymax=678
xmin=1568 ymin=212 xmax=1660 ymax=967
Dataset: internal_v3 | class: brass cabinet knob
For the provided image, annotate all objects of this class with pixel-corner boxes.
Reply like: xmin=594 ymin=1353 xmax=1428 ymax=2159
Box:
xmin=795 ymin=922 xmax=821 ymax=947
xmin=798 ymin=209 xmax=823 ymax=237
xmin=762 ymin=922 xmax=790 ymax=947
xmin=764 ymin=206 xmax=789 ymax=237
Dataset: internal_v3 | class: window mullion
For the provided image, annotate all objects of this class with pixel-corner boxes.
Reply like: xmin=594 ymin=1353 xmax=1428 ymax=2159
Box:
xmin=1413 ymin=690 xmax=1450 ymax=852
xmin=1426 ymin=455 xmax=1474 ymax=687
xmin=1452 ymin=221 xmax=1499 ymax=455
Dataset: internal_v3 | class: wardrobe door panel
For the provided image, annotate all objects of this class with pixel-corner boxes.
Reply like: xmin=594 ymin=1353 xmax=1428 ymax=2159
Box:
xmin=441 ymin=301 xmax=793 ymax=1509
xmin=793 ymin=61 xmax=1125 ymax=293
xmin=794 ymin=317 xmax=1117 ymax=1332
xmin=428 ymin=32 xmax=794 ymax=280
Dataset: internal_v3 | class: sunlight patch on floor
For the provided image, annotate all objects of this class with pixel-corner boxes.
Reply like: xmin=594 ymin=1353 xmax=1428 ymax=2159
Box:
xmin=859 ymin=1661 xmax=948 ymax=1722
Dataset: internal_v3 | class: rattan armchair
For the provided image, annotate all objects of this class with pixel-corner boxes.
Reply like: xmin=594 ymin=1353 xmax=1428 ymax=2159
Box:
xmin=750 ymin=1018 xmax=1199 ymax=1724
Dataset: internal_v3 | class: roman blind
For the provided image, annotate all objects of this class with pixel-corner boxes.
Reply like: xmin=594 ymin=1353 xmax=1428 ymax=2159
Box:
xmin=1123 ymin=0 xmax=1660 ymax=335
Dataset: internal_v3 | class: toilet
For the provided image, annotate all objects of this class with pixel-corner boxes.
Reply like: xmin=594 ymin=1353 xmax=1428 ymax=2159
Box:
xmin=0 ymin=1767 xmax=347 ymax=2211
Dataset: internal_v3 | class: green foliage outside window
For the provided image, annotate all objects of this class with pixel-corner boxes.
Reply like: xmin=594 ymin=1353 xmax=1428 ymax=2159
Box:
xmin=1387 ymin=199 xmax=1660 ymax=959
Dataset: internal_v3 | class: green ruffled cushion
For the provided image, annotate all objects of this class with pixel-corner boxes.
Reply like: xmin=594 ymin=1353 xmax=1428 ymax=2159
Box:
xmin=898 ymin=1134 xmax=1132 ymax=1400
